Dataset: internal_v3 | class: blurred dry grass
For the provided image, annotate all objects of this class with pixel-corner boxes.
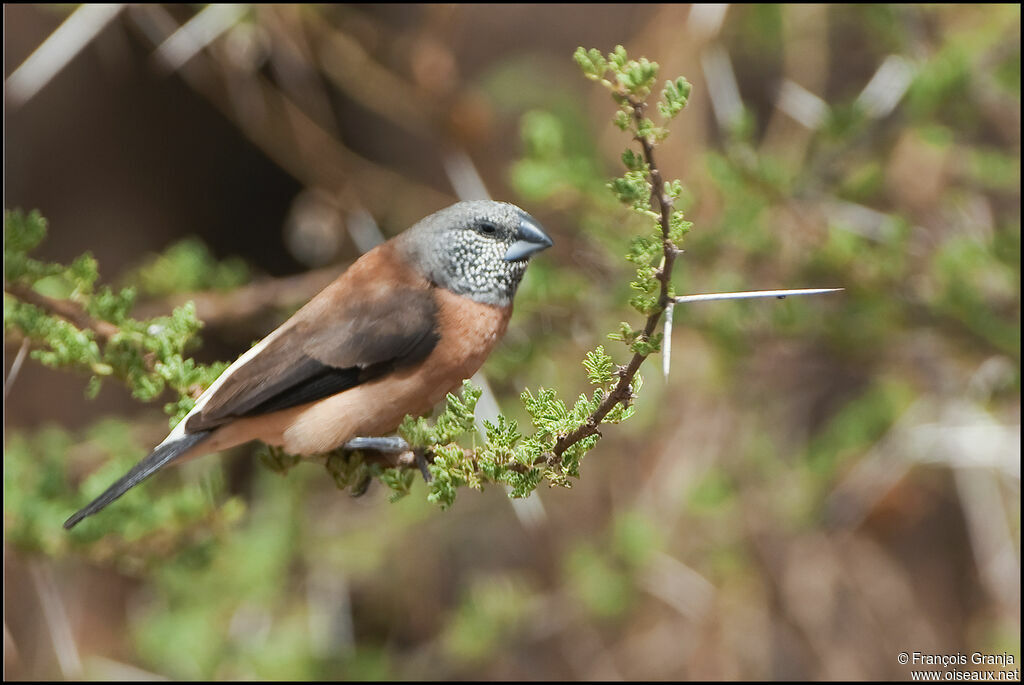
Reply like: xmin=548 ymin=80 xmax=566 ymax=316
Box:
xmin=4 ymin=3 xmax=1020 ymax=681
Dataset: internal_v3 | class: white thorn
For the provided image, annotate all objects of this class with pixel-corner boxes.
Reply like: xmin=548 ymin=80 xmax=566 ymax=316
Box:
xmin=673 ymin=288 xmax=843 ymax=304
xmin=663 ymin=302 xmax=674 ymax=381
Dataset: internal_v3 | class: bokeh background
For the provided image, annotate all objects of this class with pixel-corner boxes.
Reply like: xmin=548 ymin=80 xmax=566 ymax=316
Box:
xmin=4 ymin=3 xmax=1020 ymax=680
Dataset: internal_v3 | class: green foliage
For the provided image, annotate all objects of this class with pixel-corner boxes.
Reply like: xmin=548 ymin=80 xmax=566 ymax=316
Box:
xmin=322 ymin=448 xmax=416 ymax=504
xmin=576 ymin=44 xmax=692 ymax=331
xmin=441 ymin=574 xmax=534 ymax=664
xmin=501 ymin=101 xmax=642 ymax=384
xmin=4 ymin=209 xmax=62 ymax=282
xmin=8 ymin=76 xmax=694 ymax=519
xmin=314 ymin=46 xmax=696 ymax=510
xmin=564 ymin=542 xmax=634 ymax=620
xmin=685 ymin=468 xmax=738 ymax=516
xmin=609 ymin=170 xmax=652 ymax=211
xmin=400 ymin=380 xmax=483 ymax=449
xmin=4 ymin=294 xmax=103 ymax=372
xmin=575 ymin=44 xmax=659 ymax=102
xmin=125 ymin=237 xmax=250 ymax=296
xmin=4 ymin=209 xmax=228 ymax=411
xmin=7 ymin=8 xmax=1019 ymax=679
xmin=509 ymin=109 xmax=609 ymax=205
xmin=4 ymin=209 xmax=249 ymax=569
xmin=332 ymin=41 xmax=703 ymax=509
xmin=391 ymin=375 xmax=604 ymax=508
xmin=611 ymin=508 xmax=663 ymax=566
xmin=804 ymin=379 xmax=916 ymax=475
xmin=659 ymin=77 xmax=692 ymax=119
xmin=562 ymin=508 xmax=664 ymax=620
xmin=967 ymin=147 xmax=1021 ymax=191
xmin=929 ymin=236 xmax=1020 ymax=356
xmin=906 ymin=44 xmax=973 ymax=125
xmin=583 ymin=345 xmax=616 ymax=385
xmin=3 ymin=419 xmax=242 ymax=570
xmin=259 ymin=444 xmax=304 ymax=475
xmin=129 ymin=469 xmax=319 ymax=680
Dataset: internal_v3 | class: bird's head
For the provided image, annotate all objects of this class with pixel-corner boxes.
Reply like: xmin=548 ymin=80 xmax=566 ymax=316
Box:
xmin=399 ymin=200 xmax=553 ymax=307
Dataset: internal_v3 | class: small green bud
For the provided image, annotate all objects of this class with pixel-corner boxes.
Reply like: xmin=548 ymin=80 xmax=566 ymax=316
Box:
xmin=621 ymin=149 xmax=646 ymax=172
xmin=609 ymin=45 xmax=628 ymax=69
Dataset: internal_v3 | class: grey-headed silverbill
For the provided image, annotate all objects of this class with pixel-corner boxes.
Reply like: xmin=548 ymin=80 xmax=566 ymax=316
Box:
xmin=64 ymin=200 xmax=553 ymax=529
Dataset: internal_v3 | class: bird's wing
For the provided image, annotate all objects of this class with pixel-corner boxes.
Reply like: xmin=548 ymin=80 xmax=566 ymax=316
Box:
xmin=185 ymin=259 xmax=439 ymax=433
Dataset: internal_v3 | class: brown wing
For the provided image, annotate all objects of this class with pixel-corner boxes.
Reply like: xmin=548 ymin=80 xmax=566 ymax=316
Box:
xmin=185 ymin=246 xmax=439 ymax=433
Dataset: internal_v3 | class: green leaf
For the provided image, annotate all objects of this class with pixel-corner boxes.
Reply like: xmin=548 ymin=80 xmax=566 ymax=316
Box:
xmin=582 ymin=345 xmax=617 ymax=385
xmin=573 ymin=46 xmax=608 ymax=80
xmin=613 ymin=110 xmax=631 ymax=131
xmin=609 ymin=44 xmax=628 ymax=69
xmin=621 ymin=149 xmax=646 ymax=172
xmin=659 ymin=76 xmax=692 ymax=118
xmin=4 ymin=209 xmax=49 ymax=255
xmin=608 ymin=170 xmax=651 ymax=211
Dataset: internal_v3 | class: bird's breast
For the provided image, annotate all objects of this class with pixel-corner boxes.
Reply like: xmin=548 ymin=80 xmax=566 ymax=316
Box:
xmin=426 ymin=287 xmax=511 ymax=385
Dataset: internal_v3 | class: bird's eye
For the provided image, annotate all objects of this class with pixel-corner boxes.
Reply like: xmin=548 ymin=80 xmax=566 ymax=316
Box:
xmin=478 ymin=221 xmax=498 ymax=236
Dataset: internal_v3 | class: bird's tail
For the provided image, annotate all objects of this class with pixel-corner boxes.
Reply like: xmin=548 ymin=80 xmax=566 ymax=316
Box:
xmin=63 ymin=430 xmax=212 ymax=529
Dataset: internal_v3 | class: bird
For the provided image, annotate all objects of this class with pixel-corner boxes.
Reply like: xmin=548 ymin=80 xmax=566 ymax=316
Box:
xmin=64 ymin=200 xmax=553 ymax=529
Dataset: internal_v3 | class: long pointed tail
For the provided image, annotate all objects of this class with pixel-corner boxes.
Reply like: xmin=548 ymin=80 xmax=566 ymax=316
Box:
xmin=64 ymin=431 xmax=212 ymax=529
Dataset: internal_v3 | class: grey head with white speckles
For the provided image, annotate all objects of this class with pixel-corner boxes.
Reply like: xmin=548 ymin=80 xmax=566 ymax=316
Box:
xmin=396 ymin=201 xmax=552 ymax=308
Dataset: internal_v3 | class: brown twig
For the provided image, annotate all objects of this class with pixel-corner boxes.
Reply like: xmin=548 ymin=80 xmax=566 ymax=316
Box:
xmin=6 ymin=264 xmax=345 ymax=404
xmin=551 ymin=97 xmax=678 ymax=461
xmin=4 ymin=282 xmax=120 ymax=343
xmin=3 ymin=282 xmax=207 ymax=399
xmin=132 ymin=263 xmax=345 ymax=325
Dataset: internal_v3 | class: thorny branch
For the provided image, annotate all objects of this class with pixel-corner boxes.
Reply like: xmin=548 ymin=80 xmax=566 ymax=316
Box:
xmin=3 ymin=282 xmax=204 ymax=400
xmin=6 ymin=264 xmax=354 ymax=402
xmin=551 ymin=96 xmax=678 ymax=462
xmin=4 ymin=282 xmax=120 ymax=344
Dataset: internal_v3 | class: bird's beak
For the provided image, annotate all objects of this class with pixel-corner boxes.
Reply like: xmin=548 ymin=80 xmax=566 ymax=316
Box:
xmin=504 ymin=215 xmax=554 ymax=262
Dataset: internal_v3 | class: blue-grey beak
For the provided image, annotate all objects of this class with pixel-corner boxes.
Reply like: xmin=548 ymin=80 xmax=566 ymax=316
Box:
xmin=504 ymin=215 xmax=553 ymax=262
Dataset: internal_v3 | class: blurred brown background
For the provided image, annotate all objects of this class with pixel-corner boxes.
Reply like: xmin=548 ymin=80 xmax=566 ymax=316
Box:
xmin=4 ymin=4 xmax=1020 ymax=681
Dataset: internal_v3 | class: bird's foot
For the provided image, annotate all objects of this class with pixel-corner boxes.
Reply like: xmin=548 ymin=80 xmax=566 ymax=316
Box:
xmin=414 ymin=449 xmax=432 ymax=483
xmin=342 ymin=436 xmax=410 ymax=452
xmin=341 ymin=436 xmax=431 ymax=484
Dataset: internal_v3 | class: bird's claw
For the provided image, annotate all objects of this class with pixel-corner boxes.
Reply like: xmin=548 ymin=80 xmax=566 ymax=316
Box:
xmin=342 ymin=436 xmax=411 ymax=452
xmin=415 ymin=449 xmax=432 ymax=483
